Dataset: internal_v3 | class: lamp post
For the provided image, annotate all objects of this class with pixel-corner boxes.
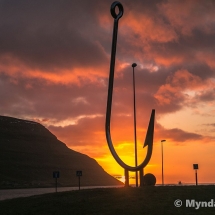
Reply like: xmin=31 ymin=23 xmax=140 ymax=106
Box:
xmin=161 ymin=139 xmax=166 ymax=185
xmin=132 ymin=63 xmax=138 ymax=187
xmin=193 ymin=164 xmax=199 ymax=186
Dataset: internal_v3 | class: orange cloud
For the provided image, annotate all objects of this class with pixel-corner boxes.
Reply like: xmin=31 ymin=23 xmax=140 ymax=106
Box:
xmin=160 ymin=0 xmax=215 ymax=36
xmin=154 ymin=69 xmax=209 ymax=106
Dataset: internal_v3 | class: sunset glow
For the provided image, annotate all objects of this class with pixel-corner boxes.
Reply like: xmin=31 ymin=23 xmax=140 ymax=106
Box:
xmin=1 ymin=0 xmax=215 ymax=185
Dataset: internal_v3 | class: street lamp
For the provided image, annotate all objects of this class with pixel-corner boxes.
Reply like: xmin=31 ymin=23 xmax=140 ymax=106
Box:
xmin=132 ymin=63 xmax=138 ymax=187
xmin=161 ymin=139 xmax=166 ymax=185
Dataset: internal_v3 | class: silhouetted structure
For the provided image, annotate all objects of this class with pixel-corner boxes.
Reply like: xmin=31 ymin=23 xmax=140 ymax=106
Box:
xmin=193 ymin=164 xmax=199 ymax=185
xmin=161 ymin=139 xmax=166 ymax=185
xmin=143 ymin=173 xmax=156 ymax=186
xmin=132 ymin=63 xmax=138 ymax=187
xmin=105 ymin=1 xmax=155 ymax=187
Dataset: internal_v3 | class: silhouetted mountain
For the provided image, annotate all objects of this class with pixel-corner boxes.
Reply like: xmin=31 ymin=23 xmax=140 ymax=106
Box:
xmin=0 ymin=116 xmax=123 ymax=188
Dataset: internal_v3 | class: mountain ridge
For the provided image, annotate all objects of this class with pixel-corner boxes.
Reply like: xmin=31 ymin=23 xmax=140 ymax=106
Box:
xmin=0 ymin=115 xmax=123 ymax=188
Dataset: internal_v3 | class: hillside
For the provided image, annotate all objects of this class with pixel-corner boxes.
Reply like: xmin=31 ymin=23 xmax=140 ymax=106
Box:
xmin=0 ymin=116 xmax=123 ymax=188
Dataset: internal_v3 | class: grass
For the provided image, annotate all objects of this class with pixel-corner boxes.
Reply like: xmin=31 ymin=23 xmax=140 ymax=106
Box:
xmin=0 ymin=186 xmax=215 ymax=215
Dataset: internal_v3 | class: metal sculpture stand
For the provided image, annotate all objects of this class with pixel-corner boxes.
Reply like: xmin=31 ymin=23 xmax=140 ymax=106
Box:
xmin=105 ymin=1 xmax=155 ymax=187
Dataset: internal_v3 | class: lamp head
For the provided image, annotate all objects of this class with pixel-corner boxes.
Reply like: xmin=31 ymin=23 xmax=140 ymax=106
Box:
xmin=161 ymin=140 xmax=166 ymax=143
xmin=132 ymin=63 xmax=137 ymax=68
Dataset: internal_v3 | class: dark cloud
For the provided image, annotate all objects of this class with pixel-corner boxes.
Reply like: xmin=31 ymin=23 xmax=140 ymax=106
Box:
xmin=203 ymin=123 xmax=215 ymax=127
xmin=164 ymin=128 xmax=203 ymax=142
xmin=195 ymin=89 xmax=215 ymax=102
xmin=155 ymin=124 xmax=203 ymax=143
xmin=0 ymin=0 xmax=109 ymax=71
xmin=0 ymin=0 xmax=214 ymax=78
xmin=0 ymin=73 xmax=107 ymax=120
xmin=185 ymin=63 xmax=214 ymax=80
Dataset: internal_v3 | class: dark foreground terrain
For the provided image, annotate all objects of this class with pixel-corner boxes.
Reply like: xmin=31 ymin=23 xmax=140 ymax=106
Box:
xmin=0 ymin=185 xmax=215 ymax=215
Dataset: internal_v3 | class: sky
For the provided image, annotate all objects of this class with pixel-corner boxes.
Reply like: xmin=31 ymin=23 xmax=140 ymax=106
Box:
xmin=0 ymin=0 xmax=215 ymax=185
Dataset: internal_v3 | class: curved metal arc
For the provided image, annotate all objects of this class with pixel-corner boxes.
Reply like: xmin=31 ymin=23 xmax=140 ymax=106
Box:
xmin=106 ymin=110 xmax=155 ymax=171
xmin=106 ymin=1 xmax=155 ymax=172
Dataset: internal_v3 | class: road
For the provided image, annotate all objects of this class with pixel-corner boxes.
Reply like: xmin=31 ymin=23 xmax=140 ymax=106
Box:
xmin=0 ymin=185 xmax=123 ymax=201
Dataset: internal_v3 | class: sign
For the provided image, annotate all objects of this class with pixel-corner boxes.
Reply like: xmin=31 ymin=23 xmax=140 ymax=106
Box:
xmin=76 ymin=171 xmax=82 ymax=177
xmin=193 ymin=164 xmax=199 ymax=186
xmin=76 ymin=171 xmax=82 ymax=190
xmin=193 ymin=164 xmax=198 ymax=170
xmin=53 ymin=171 xmax=60 ymax=178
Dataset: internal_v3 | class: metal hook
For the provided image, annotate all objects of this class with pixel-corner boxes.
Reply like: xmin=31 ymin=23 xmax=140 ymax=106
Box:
xmin=105 ymin=1 xmax=155 ymax=172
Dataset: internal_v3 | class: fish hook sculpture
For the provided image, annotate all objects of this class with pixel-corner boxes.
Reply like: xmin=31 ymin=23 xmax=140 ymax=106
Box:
xmin=105 ymin=1 xmax=155 ymax=186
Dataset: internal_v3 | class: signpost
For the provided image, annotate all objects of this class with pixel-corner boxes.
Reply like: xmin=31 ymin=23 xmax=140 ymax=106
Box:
xmin=53 ymin=171 xmax=60 ymax=192
xmin=76 ymin=171 xmax=82 ymax=190
xmin=193 ymin=164 xmax=198 ymax=186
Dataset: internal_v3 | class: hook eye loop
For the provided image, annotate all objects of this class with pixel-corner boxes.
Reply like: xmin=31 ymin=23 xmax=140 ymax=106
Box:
xmin=110 ymin=1 xmax=124 ymax=20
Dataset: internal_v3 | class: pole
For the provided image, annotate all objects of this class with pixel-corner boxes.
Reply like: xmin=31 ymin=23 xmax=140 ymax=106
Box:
xmin=132 ymin=64 xmax=138 ymax=187
xmin=78 ymin=176 xmax=81 ymax=190
xmin=139 ymin=168 xmax=144 ymax=186
xmin=55 ymin=178 xmax=57 ymax=193
xmin=161 ymin=141 xmax=164 ymax=185
xmin=161 ymin=140 xmax=166 ymax=186
xmin=124 ymin=169 xmax=129 ymax=187
xmin=195 ymin=170 xmax=198 ymax=186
